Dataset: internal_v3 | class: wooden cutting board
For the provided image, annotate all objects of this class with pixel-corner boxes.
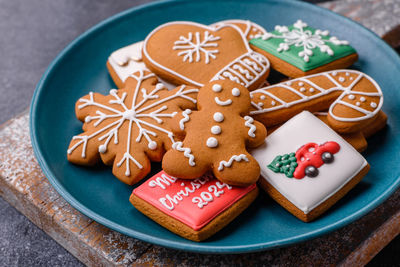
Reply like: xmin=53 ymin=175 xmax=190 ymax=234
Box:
xmin=1 ymin=1 xmax=400 ymax=266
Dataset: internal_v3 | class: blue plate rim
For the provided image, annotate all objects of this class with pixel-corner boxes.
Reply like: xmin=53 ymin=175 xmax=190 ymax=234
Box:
xmin=29 ymin=0 xmax=400 ymax=254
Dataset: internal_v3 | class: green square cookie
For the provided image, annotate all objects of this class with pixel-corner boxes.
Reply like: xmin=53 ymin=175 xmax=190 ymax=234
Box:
xmin=249 ymin=20 xmax=357 ymax=74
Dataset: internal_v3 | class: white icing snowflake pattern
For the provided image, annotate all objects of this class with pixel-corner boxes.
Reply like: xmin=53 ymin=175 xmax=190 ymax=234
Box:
xmin=67 ymin=70 xmax=198 ymax=178
xmin=256 ymin=20 xmax=349 ymax=62
xmin=173 ymin=31 xmax=221 ymax=64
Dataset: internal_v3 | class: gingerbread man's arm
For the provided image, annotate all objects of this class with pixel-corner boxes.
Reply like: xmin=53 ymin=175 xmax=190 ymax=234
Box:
xmin=167 ymin=109 xmax=194 ymax=141
xmin=243 ymin=116 xmax=267 ymax=148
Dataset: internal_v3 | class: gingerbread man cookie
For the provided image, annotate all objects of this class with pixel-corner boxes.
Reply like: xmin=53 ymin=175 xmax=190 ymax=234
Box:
xmin=67 ymin=70 xmax=198 ymax=185
xmin=162 ymin=80 xmax=267 ymax=187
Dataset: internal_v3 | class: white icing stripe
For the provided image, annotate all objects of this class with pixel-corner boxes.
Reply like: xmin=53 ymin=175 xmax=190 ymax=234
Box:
xmin=143 ymin=21 xmax=269 ymax=88
xmin=210 ymin=51 xmax=270 ymax=88
xmin=218 ymin=154 xmax=249 ymax=171
xmin=179 ymin=109 xmax=192 ymax=130
xmin=172 ymin=141 xmax=195 ymax=166
xmin=244 ymin=116 xmax=256 ymax=138
xmin=250 ymin=70 xmax=383 ymax=123
xmin=68 ymin=70 xmax=198 ymax=177
xmin=214 ymin=96 xmax=232 ymax=106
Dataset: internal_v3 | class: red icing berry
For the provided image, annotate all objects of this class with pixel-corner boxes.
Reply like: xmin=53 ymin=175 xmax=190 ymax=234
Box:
xmin=293 ymin=141 xmax=340 ymax=179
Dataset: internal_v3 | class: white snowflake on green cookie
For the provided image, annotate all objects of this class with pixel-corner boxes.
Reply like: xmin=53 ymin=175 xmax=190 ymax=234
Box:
xmin=256 ymin=20 xmax=349 ymax=62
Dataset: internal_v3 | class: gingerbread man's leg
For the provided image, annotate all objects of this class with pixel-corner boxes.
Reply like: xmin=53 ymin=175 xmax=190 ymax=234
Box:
xmin=162 ymin=142 xmax=210 ymax=179
xmin=213 ymin=152 xmax=260 ymax=187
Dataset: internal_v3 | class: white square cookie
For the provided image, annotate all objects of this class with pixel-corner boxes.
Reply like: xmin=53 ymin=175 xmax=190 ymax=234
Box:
xmin=252 ymin=111 xmax=370 ymax=222
xmin=107 ymin=41 xmax=176 ymax=89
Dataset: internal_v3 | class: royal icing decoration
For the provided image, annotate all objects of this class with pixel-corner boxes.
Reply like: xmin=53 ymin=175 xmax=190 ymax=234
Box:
xmin=250 ymin=20 xmax=356 ymax=71
xmin=67 ymin=71 xmax=198 ymax=181
xmin=108 ymin=41 xmax=176 ymax=89
xmin=132 ymin=171 xmax=256 ymax=230
xmin=244 ymin=116 xmax=256 ymax=138
xmin=143 ymin=21 xmax=270 ymax=89
xmin=218 ymin=154 xmax=249 ymax=171
xmin=211 ymin=125 xmax=221 ymax=135
xmin=268 ymin=141 xmax=340 ymax=179
xmin=172 ymin=141 xmax=196 ymax=166
xmin=252 ymin=111 xmax=368 ymax=214
xmin=213 ymin=112 xmax=224 ymax=122
xmin=250 ymin=70 xmax=383 ymax=123
xmin=179 ymin=109 xmax=192 ymax=130
xmin=173 ymin=31 xmax=221 ymax=64
xmin=206 ymin=137 xmax=218 ymax=148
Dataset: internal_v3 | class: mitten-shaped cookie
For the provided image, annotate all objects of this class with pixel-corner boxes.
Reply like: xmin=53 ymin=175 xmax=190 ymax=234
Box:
xmin=67 ymin=70 xmax=198 ymax=185
xmin=162 ymin=80 xmax=267 ymax=186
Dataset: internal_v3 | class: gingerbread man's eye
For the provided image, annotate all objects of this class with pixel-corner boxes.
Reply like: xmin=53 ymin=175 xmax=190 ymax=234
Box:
xmin=232 ymin=88 xmax=240 ymax=97
xmin=212 ymin=84 xmax=222 ymax=92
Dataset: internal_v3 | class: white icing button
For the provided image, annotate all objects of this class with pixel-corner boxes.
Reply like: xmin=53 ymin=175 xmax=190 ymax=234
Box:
xmin=298 ymin=82 xmax=304 ymax=86
xmin=371 ymin=102 xmax=377 ymax=108
xmin=309 ymin=88 xmax=315 ymax=93
xmin=350 ymin=77 xmax=354 ymax=80
xmin=360 ymin=97 xmax=366 ymax=102
xmin=98 ymin=145 xmax=107 ymax=154
xmin=232 ymin=88 xmax=240 ymax=96
xmin=148 ymin=141 xmax=157 ymax=150
xmin=211 ymin=125 xmax=221 ymax=135
xmin=348 ymin=94 xmax=355 ymax=100
xmin=356 ymin=102 xmax=361 ymax=106
xmin=339 ymin=77 xmax=345 ymax=82
xmin=346 ymin=72 xmax=350 ymax=76
xmin=155 ymin=83 xmax=164 ymax=90
xmin=258 ymin=102 xmax=264 ymax=107
xmin=213 ymin=112 xmax=224 ymax=122
xmin=206 ymin=137 xmax=218 ymax=148
xmin=271 ymin=101 xmax=276 ymax=106
xmin=260 ymin=95 xmax=266 ymax=100
xmin=300 ymin=87 xmax=306 ymax=92
xmin=212 ymin=84 xmax=222 ymax=92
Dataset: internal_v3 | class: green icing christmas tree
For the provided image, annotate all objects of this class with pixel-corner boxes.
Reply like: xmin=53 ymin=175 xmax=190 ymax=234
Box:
xmin=267 ymin=152 xmax=298 ymax=178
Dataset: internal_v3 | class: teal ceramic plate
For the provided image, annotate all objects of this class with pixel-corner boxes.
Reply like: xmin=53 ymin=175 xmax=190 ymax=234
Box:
xmin=30 ymin=0 xmax=400 ymax=253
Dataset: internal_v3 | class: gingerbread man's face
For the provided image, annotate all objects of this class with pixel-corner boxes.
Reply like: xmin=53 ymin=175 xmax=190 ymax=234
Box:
xmin=197 ymin=80 xmax=251 ymax=114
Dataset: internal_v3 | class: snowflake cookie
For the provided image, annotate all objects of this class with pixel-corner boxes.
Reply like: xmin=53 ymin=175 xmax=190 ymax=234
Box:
xmin=130 ymin=171 xmax=258 ymax=241
xmin=67 ymin=70 xmax=198 ymax=185
xmin=250 ymin=20 xmax=358 ymax=77
xmin=162 ymin=80 xmax=267 ymax=187
xmin=143 ymin=21 xmax=270 ymax=90
xmin=252 ymin=111 xmax=370 ymax=222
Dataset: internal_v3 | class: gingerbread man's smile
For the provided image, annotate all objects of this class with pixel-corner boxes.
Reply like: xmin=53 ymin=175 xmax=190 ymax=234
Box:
xmin=214 ymin=96 xmax=232 ymax=106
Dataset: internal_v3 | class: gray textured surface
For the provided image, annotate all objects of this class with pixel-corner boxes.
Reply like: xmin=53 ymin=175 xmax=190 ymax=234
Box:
xmin=0 ymin=0 xmax=398 ymax=266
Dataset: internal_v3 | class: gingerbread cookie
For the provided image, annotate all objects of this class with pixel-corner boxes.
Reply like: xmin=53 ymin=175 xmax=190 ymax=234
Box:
xmin=250 ymin=70 xmax=384 ymax=133
xmin=142 ymin=21 xmax=270 ymax=90
xmin=210 ymin=19 xmax=267 ymax=41
xmin=130 ymin=171 xmax=258 ymax=241
xmin=250 ymin=20 xmax=358 ymax=78
xmin=162 ymin=80 xmax=267 ymax=187
xmin=106 ymin=41 xmax=176 ymax=89
xmin=67 ymin=70 xmax=198 ymax=185
xmin=252 ymin=111 xmax=370 ymax=222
